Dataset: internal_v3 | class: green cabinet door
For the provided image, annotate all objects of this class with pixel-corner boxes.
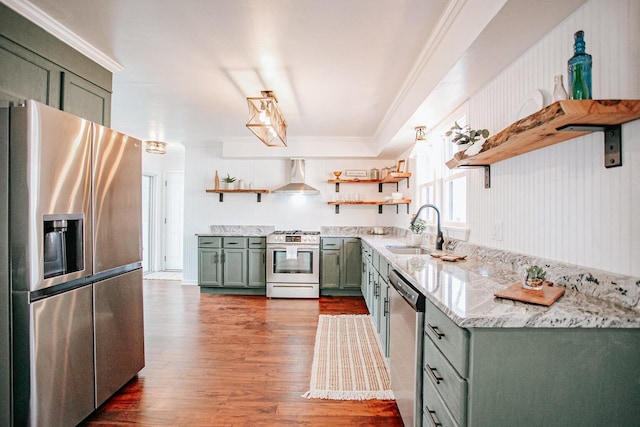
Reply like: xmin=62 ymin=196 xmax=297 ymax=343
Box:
xmin=379 ymin=278 xmax=390 ymax=357
xmin=222 ymin=248 xmax=247 ymax=287
xmin=342 ymin=238 xmax=362 ymax=288
xmin=0 ymin=37 xmax=59 ymax=107
xmin=198 ymin=248 xmax=222 ymax=287
xmin=321 ymin=238 xmax=361 ymax=293
xmin=320 ymin=249 xmax=341 ymax=289
xmin=61 ymin=72 xmax=112 ymax=126
xmin=248 ymin=248 xmax=266 ymax=287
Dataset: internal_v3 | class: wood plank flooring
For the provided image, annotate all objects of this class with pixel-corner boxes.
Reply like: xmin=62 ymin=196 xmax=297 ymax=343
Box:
xmin=81 ymin=281 xmax=403 ymax=426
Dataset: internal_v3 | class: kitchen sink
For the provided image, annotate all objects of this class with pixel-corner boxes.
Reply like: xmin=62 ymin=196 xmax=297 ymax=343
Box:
xmin=385 ymin=245 xmax=431 ymax=255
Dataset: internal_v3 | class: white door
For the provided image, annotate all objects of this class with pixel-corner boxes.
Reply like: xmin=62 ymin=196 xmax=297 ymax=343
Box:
xmin=164 ymin=171 xmax=184 ymax=270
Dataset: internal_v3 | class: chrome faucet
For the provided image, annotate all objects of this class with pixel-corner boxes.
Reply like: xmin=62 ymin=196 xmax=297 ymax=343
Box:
xmin=411 ymin=204 xmax=444 ymax=250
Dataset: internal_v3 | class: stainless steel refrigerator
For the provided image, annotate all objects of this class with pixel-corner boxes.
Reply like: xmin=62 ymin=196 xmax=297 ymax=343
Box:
xmin=2 ymin=100 xmax=144 ymax=426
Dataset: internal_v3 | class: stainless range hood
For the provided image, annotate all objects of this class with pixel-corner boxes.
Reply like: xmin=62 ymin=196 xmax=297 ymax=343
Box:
xmin=273 ymin=158 xmax=320 ymax=194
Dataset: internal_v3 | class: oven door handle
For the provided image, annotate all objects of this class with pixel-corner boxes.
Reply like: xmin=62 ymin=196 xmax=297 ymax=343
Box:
xmin=268 ymin=245 xmax=319 ymax=251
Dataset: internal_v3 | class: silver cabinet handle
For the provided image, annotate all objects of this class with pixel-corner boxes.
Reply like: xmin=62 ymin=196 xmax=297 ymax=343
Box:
xmin=426 ymin=364 xmax=443 ymax=384
xmin=425 ymin=405 xmax=443 ymax=427
xmin=427 ymin=323 xmax=445 ymax=339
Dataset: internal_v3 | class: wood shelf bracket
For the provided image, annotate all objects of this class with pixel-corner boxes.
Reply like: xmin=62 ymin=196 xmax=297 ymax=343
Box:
xmin=557 ymin=123 xmax=622 ymax=168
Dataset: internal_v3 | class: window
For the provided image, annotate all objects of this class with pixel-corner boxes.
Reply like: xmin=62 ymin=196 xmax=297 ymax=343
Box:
xmin=411 ymin=105 xmax=470 ymax=237
xmin=443 ymin=172 xmax=466 ymax=225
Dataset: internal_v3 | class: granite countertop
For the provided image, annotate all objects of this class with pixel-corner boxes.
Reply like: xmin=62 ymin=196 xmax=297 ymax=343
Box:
xmin=197 ymin=225 xmax=275 ymax=237
xmin=360 ymin=234 xmax=640 ymax=329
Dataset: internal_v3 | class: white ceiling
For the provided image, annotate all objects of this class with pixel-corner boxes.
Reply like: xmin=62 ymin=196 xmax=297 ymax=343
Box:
xmin=5 ymin=0 xmax=587 ymax=158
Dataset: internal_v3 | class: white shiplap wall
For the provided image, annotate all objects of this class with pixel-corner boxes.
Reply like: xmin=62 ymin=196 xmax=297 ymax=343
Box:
xmin=466 ymin=0 xmax=640 ymax=276
xmin=182 ymin=148 xmax=404 ymax=283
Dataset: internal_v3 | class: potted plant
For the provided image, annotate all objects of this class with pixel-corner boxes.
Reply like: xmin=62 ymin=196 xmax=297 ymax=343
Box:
xmin=408 ymin=218 xmax=427 ymax=246
xmin=522 ymin=265 xmax=546 ymax=290
xmin=445 ymin=121 xmax=490 ymax=149
xmin=223 ymin=173 xmax=237 ymax=190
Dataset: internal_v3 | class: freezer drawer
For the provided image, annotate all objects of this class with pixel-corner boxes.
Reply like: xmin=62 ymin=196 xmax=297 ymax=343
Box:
xmin=94 ymin=269 xmax=145 ymax=406
xmin=27 ymin=285 xmax=95 ymax=427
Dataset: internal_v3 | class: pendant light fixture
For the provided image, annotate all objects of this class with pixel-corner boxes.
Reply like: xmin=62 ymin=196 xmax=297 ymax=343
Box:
xmin=414 ymin=126 xmax=426 ymax=142
xmin=145 ymin=140 xmax=167 ymax=154
xmin=246 ymin=90 xmax=287 ymax=147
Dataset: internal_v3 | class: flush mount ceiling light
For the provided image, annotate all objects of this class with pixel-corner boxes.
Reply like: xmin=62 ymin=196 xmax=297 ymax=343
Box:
xmin=246 ymin=90 xmax=287 ymax=147
xmin=145 ymin=140 xmax=167 ymax=154
xmin=415 ymin=126 xmax=427 ymax=141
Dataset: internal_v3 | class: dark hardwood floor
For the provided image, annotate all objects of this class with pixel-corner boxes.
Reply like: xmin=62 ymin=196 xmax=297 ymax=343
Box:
xmin=81 ymin=280 xmax=403 ymax=426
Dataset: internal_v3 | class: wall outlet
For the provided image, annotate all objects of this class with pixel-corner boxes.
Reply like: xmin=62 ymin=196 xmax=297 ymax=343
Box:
xmin=491 ymin=221 xmax=503 ymax=241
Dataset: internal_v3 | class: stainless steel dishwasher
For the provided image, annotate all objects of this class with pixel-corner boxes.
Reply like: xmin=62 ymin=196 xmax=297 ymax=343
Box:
xmin=388 ymin=269 xmax=426 ymax=427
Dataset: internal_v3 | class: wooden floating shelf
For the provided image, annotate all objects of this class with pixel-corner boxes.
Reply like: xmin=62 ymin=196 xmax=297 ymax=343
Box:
xmin=328 ymin=172 xmax=411 ymax=184
xmin=329 ymin=172 xmax=411 ymax=192
xmin=446 ymin=99 xmax=640 ymax=169
xmin=327 ymin=199 xmax=412 ymax=214
xmin=205 ymin=189 xmax=270 ymax=202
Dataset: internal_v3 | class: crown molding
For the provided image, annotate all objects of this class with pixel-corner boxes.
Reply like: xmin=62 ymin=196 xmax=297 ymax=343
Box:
xmin=2 ymin=0 xmax=123 ymax=72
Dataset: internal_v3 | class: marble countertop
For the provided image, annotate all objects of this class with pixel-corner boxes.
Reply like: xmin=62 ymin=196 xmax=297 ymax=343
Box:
xmin=197 ymin=225 xmax=275 ymax=237
xmin=361 ymin=234 xmax=640 ymax=329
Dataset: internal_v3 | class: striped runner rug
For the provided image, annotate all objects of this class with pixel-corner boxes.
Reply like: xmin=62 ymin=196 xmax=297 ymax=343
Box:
xmin=303 ymin=314 xmax=394 ymax=400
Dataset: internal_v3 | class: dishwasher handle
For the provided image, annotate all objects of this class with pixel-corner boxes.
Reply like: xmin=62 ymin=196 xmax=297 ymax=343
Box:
xmin=388 ymin=270 xmax=425 ymax=312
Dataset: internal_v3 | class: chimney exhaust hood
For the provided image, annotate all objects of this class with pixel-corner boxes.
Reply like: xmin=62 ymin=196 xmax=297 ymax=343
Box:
xmin=273 ymin=159 xmax=320 ymax=194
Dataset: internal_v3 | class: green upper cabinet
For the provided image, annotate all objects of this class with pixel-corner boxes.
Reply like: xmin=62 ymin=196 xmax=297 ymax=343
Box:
xmin=0 ymin=4 xmax=112 ymax=125
xmin=320 ymin=237 xmax=361 ymax=295
xmin=0 ymin=37 xmax=59 ymax=107
xmin=61 ymin=72 xmax=112 ymax=125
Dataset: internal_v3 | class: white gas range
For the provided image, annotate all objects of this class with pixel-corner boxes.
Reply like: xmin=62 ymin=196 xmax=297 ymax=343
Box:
xmin=266 ymin=230 xmax=320 ymax=298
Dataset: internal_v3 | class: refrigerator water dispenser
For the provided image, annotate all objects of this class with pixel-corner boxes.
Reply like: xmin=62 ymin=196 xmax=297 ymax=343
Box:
xmin=43 ymin=214 xmax=83 ymax=279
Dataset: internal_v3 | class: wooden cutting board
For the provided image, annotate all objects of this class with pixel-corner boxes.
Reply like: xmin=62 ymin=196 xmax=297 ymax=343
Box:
xmin=494 ymin=282 xmax=565 ymax=306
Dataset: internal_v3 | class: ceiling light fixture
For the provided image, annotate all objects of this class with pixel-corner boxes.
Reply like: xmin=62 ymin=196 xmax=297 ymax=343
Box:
xmin=415 ymin=126 xmax=427 ymax=141
xmin=246 ymin=90 xmax=287 ymax=147
xmin=145 ymin=140 xmax=167 ymax=154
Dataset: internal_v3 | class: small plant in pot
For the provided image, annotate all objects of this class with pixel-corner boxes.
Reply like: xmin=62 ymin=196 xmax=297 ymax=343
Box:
xmin=408 ymin=218 xmax=427 ymax=246
xmin=445 ymin=121 xmax=490 ymax=146
xmin=522 ymin=265 xmax=547 ymax=290
xmin=223 ymin=173 xmax=237 ymax=189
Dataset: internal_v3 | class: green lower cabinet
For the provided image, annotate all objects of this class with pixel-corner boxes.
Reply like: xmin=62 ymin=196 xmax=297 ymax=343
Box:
xmin=198 ymin=236 xmax=266 ymax=295
xmin=422 ymin=297 xmax=640 ymax=426
xmin=320 ymin=237 xmax=361 ymax=296
xmin=247 ymin=248 xmax=266 ymax=287
xmin=320 ymin=249 xmax=341 ymax=289
xmin=198 ymin=247 xmax=222 ymax=287
xmin=378 ymin=277 xmax=390 ymax=358
xmin=221 ymin=248 xmax=246 ymax=287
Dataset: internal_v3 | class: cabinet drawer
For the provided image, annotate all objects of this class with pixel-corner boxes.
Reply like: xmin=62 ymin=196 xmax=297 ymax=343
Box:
xmin=423 ymin=371 xmax=459 ymax=427
xmin=424 ymin=335 xmax=467 ymax=425
xmin=248 ymin=237 xmax=265 ymax=248
xmin=198 ymin=236 xmax=221 ymax=248
xmin=321 ymin=238 xmax=341 ymax=249
xmin=424 ymin=299 xmax=469 ymax=377
xmin=223 ymin=237 xmax=247 ymax=248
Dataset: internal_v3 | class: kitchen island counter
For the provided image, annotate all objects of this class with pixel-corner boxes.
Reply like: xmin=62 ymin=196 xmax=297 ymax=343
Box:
xmin=360 ymin=234 xmax=640 ymax=329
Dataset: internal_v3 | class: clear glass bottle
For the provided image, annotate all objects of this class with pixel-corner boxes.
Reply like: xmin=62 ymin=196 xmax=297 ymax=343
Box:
xmin=552 ymin=75 xmax=568 ymax=102
xmin=567 ymin=30 xmax=592 ymax=99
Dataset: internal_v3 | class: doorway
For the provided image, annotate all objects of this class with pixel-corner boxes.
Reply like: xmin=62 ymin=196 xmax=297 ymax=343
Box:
xmin=164 ymin=171 xmax=184 ymax=270
xmin=142 ymin=174 xmax=155 ymax=273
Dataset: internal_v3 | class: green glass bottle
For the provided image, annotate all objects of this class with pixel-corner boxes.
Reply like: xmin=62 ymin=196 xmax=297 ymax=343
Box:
xmin=571 ymin=63 xmax=589 ymax=100
xmin=567 ymin=30 xmax=592 ymax=99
